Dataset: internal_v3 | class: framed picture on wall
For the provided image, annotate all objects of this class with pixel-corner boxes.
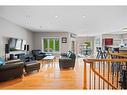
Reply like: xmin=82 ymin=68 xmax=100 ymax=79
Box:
xmin=96 ymin=38 xmax=100 ymax=45
xmin=62 ymin=37 xmax=67 ymax=43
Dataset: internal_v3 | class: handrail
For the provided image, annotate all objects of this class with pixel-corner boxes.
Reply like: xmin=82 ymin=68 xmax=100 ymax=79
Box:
xmin=84 ymin=58 xmax=127 ymax=62
xmin=83 ymin=58 xmax=127 ymax=89
xmin=110 ymin=52 xmax=127 ymax=55
xmin=109 ymin=52 xmax=127 ymax=57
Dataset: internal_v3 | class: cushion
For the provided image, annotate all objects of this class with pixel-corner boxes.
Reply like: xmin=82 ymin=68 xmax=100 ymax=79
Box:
xmin=67 ymin=51 xmax=72 ymax=58
xmin=0 ymin=57 xmax=5 ymax=65
xmin=25 ymin=62 xmax=39 ymax=66
xmin=68 ymin=53 xmax=72 ymax=58
xmin=67 ymin=51 xmax=71 ymax=57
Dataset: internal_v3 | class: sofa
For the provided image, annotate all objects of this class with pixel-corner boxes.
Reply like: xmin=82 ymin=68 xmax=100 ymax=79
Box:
xmin=59 ymin=51 xmax=76 ymax=70
xmin=31 ymin=50 xmax=47 ymax=60
xmin=0 ymin=60 xmax=24 ymax=82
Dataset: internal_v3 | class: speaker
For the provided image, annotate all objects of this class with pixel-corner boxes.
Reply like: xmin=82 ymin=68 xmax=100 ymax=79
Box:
xmin=10 ymin=54 xmax=14 ymax=60
xmin=27 ymin=45 xmax=29 ymax=51
xmin=24 ymin=45 xmax=26 ymax=50
xmin=5 ymin=44 xmax=9 ymax=53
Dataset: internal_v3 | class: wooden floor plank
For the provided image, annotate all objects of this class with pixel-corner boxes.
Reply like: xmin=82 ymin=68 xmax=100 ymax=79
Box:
xmin=0 ymin=58 xmax=84 ymax=89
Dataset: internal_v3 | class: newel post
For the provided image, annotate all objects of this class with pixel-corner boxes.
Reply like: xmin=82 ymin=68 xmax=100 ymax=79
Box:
xmin=83 ymin=59 xmax=87 ymax=89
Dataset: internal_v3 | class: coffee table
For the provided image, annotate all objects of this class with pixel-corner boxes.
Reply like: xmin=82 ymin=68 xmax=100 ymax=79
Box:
xmin=42 ymin=56 xmax=56 ymax=68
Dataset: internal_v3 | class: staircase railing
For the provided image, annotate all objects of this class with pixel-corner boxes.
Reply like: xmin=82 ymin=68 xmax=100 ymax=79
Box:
xmin=83 ymin=53 xmax=127 ymax=89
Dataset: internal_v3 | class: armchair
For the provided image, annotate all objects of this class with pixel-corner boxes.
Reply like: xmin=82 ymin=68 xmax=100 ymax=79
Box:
xmin=59 ymin=51 xmax=76 ymax=70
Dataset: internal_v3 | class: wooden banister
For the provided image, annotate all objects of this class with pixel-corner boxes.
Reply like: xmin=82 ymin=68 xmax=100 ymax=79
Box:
xmin=109 ymin=52 xmax=127 ymax=57
xmin=91 ymin=62 xmax=117 ymax=89
xmin=83 ymin=61 xmax=87 ymax=89
xmin=84 ymin=58 xmax=127 ymax=62
xmin=83 ymin=58 xmax=127 ymax=89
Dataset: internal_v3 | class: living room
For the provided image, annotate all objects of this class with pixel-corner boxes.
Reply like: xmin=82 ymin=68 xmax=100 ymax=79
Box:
xmin=1 ymin=5 xmax=127 ymax=92
xmin=0 ymin=6 xmax=83 ymax=89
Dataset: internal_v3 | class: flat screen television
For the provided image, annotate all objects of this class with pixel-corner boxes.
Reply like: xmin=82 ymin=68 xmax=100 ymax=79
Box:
xmin=8 ymin=38 xmax=26 ymax=51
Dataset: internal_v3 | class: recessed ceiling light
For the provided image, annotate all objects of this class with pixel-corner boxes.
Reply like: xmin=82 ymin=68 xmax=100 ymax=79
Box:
xmin=55 ymin=16 xmax=58 ymax=18
xmin=82 ymin=15 xmax=86 ymax=18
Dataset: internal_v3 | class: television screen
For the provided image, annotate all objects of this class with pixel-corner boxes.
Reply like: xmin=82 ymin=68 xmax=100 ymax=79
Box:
xmin=8 ymin=38 xmax=17 ymax=51
xmin=21 ymin=40 xmax=26 ymax=50
xmin=8 ymin=38 xmax=26 ymax=51
xmin=15 ymin=39 xmax=22 ymax=50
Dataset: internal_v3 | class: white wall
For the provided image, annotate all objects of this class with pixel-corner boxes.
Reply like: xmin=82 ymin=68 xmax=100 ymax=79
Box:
xmin=94 ymin=34 xmax=127 ymax=54
xmin=94 ymin=34 xmax=122 ymax=55
xmin=102 ymin=34 xmax=121 ymax=47
xmin=0 ymin=17 xmax=33 ymax=57
xmin=121 ymin=33 xmax=127 ymax=45
xmin=33 ymin=32 xmax=70 ymax=53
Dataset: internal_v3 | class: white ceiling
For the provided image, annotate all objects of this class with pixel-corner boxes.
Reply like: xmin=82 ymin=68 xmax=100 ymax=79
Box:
xmin=0 ymin=6 xmax=127 ymax=36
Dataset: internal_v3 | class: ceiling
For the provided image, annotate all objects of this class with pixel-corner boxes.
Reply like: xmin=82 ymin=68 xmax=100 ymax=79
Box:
xmin=0 ymin=6 xmax=127 ymax=36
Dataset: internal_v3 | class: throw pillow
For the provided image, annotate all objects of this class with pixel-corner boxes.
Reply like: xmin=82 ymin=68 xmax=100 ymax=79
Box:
xmin=67 ymin=51 xmax=70 ymax=57
xmin=0 ymin=57 xmax=5 ymax=65
xmin=68 ymin=51 xmax=72 ymax=58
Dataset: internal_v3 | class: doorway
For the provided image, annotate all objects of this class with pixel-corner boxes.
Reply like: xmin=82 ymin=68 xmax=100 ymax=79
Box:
xmin=71 ymin=41 xmax=75 ymax=53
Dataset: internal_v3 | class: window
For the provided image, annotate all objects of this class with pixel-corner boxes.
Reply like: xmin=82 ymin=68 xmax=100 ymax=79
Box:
xmin=43 ymin=38 xmax=60 ymax=52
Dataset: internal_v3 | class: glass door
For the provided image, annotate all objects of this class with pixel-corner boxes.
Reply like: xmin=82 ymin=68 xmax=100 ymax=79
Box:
xmin=43 ymin=38 xmax=60 ymax=53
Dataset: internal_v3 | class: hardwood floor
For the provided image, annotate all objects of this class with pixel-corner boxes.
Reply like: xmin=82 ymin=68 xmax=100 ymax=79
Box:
xmin=0 ymin=58 xmax=84 ymax=89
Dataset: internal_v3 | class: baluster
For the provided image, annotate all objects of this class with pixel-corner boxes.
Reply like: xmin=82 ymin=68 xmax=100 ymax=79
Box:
xmin=116 ymin=55 xmax=119 ymax=88
xmin=112 ymin=62 xmax=114 ymax=89
xmin=103 ymin=61 xmax=105 ymax=89
xmin=101 ymin=61 xmax=103 ymax=89
xmin=89 ymin=64 xmax=91 ymax=89
xmin=108 ymin=61 xmax=110 ymax=89
xmin=98 ymin=61 xmax=100 ymax=89
xmin=84 ymin=61 xmax=87 ymax=89
xmin=111 ymin=56 xmax=115 ymax=89
xmin=126 ymin=61 xmax=127 ymax=89
xmin=94 ymin=63 xmax=96 ymax=89
xmin=118 ymin=61 xmax=120 ymax=89
xmin=120 ymin=62 xmax=123 ymax=89
xmin=116 ymin=62 xmax=119 ymax=88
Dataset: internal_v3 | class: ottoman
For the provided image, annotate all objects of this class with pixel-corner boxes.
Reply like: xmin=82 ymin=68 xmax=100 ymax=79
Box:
xmin=24 ymin=61 xmax=40 ymax=73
